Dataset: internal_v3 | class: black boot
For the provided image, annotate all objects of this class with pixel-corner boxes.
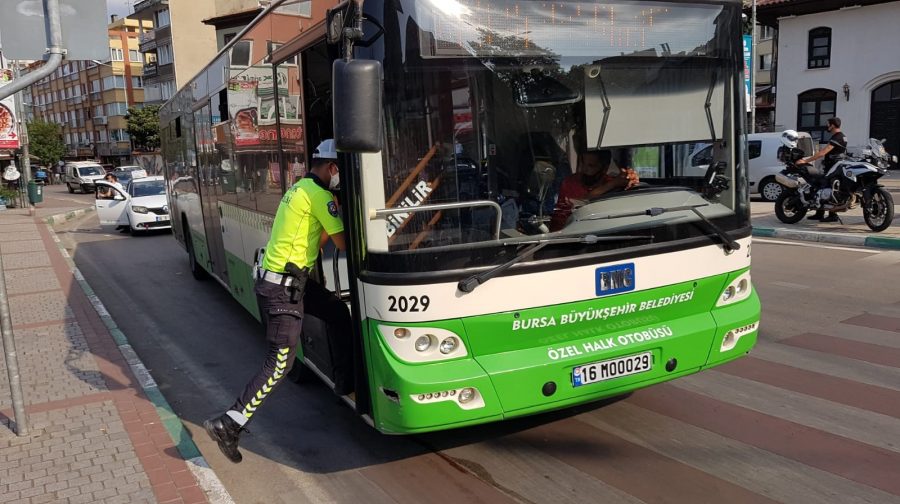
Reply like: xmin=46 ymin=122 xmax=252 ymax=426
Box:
xmin=203 ymin=414 xmax=244 ymax=463
xmin=808 ymin=208 xmax=825 ymax=220
xmin=821 ymin=212 xmax=839 ymax=223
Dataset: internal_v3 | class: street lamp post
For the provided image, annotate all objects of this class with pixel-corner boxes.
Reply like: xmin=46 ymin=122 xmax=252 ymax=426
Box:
xmin=751 ymin=0 xmax=757 ymax=134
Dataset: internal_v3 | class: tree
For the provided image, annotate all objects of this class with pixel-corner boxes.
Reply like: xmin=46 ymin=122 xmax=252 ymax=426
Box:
xmin=125 ymin=105 xmax=161 ymax=151
xmin=27 ymin=121 xmax=66 ymax=167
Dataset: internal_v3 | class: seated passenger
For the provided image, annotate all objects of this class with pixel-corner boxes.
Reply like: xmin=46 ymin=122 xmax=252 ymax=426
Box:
xmin=550 ymin=149 xmax=639 ymax=231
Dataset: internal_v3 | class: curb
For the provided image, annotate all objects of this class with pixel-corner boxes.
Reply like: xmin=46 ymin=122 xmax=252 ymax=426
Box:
xmin=46 ymin=224 xmax=235 ymax=504
xmin=752 ymin=226 xmax=900 ymax=250
xmin=44 ymin=206 xmax=95 ymax=226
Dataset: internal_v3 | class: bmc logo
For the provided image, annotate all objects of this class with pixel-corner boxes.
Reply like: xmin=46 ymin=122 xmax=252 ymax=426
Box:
xmin=595 ymin=263 xmax=636 ymax=297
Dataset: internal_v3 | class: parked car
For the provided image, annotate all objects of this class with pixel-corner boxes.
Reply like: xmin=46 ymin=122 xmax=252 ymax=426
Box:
xmin=94 ymin=176 xmax=171 ymax=234
xmin=110 ymin=167 xmax=147 ymax=187
xmin=65 ymin=162 xmax=106 ymax=194
xmin=686 ymin=132 xmax=816 ymax=202
xmin=115 ymin=165 xmax=148 ymax=179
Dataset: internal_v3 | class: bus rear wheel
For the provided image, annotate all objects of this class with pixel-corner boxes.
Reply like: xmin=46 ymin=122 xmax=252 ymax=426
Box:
xmin=184 ymin=220 xmax=208 ymax=281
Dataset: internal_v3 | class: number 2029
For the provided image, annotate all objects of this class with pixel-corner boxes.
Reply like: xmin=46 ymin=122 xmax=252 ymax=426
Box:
xmin=388 ymin=295 xmax=430 ymax=312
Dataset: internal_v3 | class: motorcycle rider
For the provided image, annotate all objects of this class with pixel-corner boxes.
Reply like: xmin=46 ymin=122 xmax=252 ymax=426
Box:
xmin=798 ymin=117 xmax=848 ymax=222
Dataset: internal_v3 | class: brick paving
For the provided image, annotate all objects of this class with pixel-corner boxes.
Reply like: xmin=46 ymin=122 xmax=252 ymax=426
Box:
xmin=0 ymin=209 xmax=211 ymax=504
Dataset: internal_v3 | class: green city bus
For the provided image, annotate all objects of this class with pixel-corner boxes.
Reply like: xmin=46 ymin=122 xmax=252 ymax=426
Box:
xmin=159 ymin=0 xmax=760 ymax=433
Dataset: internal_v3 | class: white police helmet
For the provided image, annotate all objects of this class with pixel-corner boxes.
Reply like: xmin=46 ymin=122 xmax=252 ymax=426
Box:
xmin=312 ymin=139 xmax=338 ymax=160
xmin=781 ymin=130 xmax=800 ymax=149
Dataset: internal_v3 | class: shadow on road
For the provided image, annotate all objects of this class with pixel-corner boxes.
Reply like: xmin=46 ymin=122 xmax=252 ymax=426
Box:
xmin=59 ymin=224 xmax=631 ymax=477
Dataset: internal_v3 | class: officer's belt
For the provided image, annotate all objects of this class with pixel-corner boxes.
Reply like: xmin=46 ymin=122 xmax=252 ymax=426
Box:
xmin=259 ymin=269 xmax=291 ymax=285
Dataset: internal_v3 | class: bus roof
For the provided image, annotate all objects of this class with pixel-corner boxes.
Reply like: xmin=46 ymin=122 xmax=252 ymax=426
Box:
xmin=160 ymin=0 xmax=743 ymax=124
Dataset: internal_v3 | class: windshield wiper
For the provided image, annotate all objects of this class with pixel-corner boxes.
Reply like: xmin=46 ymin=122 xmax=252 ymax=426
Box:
xmin=583 ymin=204 xmax=741 ymax=253
xmin=457 ymin=234 xmax=653 ymax=293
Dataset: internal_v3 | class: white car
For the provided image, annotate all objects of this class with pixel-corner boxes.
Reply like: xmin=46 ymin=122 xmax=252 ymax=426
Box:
xmin=65 ymin=162 xmax=107 ymax=194
xmin=95 ymin=176 xmax=171 ymax=234
xmin=115 ymin=165 xmax=149 ymax=179
xmin=686 ymin=132 xmax=816 ymax=202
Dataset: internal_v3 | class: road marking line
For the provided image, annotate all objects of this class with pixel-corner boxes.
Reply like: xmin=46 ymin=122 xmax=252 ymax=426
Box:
xmin=754 ymin=238 xmax=881 ymax=253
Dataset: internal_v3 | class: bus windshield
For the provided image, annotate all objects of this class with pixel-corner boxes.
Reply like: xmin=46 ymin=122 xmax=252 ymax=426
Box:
xmin=361 ymin=0 xmax=746 ymax=272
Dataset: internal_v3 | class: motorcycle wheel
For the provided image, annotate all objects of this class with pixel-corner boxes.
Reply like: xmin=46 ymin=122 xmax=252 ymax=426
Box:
xmin=863 ymin=188 xmax=894 ymax=232
xmin=774 ymin=192 xmax=808 ymax=224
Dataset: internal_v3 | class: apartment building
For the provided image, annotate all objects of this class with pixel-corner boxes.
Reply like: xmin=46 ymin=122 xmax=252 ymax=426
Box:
xmin=201 ymin=0 xmax=264 ymax=51
xmin=132 ymin=0 xmax=217 ymax=104
xmin=25 ymin=17 xmax=153 ymax=165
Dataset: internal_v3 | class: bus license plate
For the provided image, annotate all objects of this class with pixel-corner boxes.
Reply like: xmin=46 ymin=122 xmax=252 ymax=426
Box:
xmin=572 ymin=352 xmax=653 ymax=387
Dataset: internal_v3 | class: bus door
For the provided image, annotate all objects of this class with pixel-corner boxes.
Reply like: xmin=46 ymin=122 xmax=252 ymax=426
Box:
xmin=283 ymin=38 xmax=354 ymax=390
xmin=194 ymin=104 xmax=229 ymax=282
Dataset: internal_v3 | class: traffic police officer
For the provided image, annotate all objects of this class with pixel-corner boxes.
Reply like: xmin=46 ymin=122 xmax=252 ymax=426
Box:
xmin=204 ymin=140 xmax=351 ymax=464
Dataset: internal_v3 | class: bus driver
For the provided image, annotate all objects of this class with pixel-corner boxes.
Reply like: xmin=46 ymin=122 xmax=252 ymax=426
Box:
xmin=203 ymin=139 xmax=353 ymax=464
xmin=550 ymin=149 xmax=640 ymax=231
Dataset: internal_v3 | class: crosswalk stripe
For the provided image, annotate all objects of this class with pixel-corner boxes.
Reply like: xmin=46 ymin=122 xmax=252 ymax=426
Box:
xmin=674 ymin=371 xmax=900 ymax=453
xmin=578 ymin=402 xmax=900 ymax=504
xmin=632 ymin=384 xmax=900 ymax=495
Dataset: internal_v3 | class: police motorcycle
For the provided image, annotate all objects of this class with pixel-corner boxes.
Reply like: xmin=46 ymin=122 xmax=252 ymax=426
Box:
xmin=773 ymin=130 xmax=896 ymax=232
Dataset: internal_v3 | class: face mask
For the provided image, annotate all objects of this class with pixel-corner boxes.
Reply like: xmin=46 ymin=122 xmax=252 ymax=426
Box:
xmin=329 ymin=169 xmax=340 ymax=190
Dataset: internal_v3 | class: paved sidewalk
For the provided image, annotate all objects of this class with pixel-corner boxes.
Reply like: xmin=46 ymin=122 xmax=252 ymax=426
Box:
xmin=751 ymin=172 xmax=900 ymax=249
xmin=0 ymin=205 xmax=220 ymax=502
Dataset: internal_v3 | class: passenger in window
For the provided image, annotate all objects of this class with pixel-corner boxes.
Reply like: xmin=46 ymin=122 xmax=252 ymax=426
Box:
xmin=550 ymin=149 xmax=640 ymax=231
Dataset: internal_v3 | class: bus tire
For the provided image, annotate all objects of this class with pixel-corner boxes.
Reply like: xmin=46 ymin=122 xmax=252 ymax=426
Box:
xmin=184 ymin=219 xmax=208 ymax=281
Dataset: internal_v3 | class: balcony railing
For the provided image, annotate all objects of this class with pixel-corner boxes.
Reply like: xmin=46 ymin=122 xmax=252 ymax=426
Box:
xmin=139 ymin=31 xmax=157 ymax=52
xmin=139 ymin=30 xmax=156 ymax=45
xmin=133 ymin=0 xmax=166 ymax=14
xmin=94 ymin=116 xmax=108 ymax=125
xmin=143 ymin=62 xmax=158 ymax=78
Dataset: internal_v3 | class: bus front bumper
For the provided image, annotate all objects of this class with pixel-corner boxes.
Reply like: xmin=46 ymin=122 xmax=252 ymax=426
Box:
xmin=368 ymin=293 xmax=760 ymax=434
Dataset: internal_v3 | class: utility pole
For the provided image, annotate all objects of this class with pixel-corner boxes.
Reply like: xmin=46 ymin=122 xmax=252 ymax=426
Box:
xmin=0 ymin=247 xmax=29 ymax=436
xmin=751 ymin=0 xmax=758 ymax=134
xmin=13 ymin=61 xmax=33 ymax=211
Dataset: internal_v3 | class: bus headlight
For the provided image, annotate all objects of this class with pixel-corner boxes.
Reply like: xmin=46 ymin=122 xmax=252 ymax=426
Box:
xmin=458 ymin=387 xmax=476 ymax=404
xmin=439 ymin=337 xmax=459 ymax=354
xmin=415 ymin=335 xmax=434 ymax=352
xmin=378 ymin=325 xmax=468 ymax=363
xmin=716 ymin=272 xmax=753 ymax=307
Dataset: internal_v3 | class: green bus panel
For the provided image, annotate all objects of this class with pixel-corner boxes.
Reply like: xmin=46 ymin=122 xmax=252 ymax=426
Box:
xmin=365 ymin=269 xmax=761 ymax=433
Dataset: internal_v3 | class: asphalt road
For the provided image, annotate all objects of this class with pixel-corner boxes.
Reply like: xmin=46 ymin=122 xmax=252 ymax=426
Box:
xmin=55 ymin=213 xmax=900 ymax=504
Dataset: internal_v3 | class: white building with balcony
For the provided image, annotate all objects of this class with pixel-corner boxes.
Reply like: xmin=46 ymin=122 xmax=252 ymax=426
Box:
xmin=759 ymin=0 xmax=900 ymax=160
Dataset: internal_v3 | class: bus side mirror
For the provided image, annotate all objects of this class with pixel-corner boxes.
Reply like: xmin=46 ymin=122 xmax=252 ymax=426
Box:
xmin=333 ymin=59 xmax=383 ymax=153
